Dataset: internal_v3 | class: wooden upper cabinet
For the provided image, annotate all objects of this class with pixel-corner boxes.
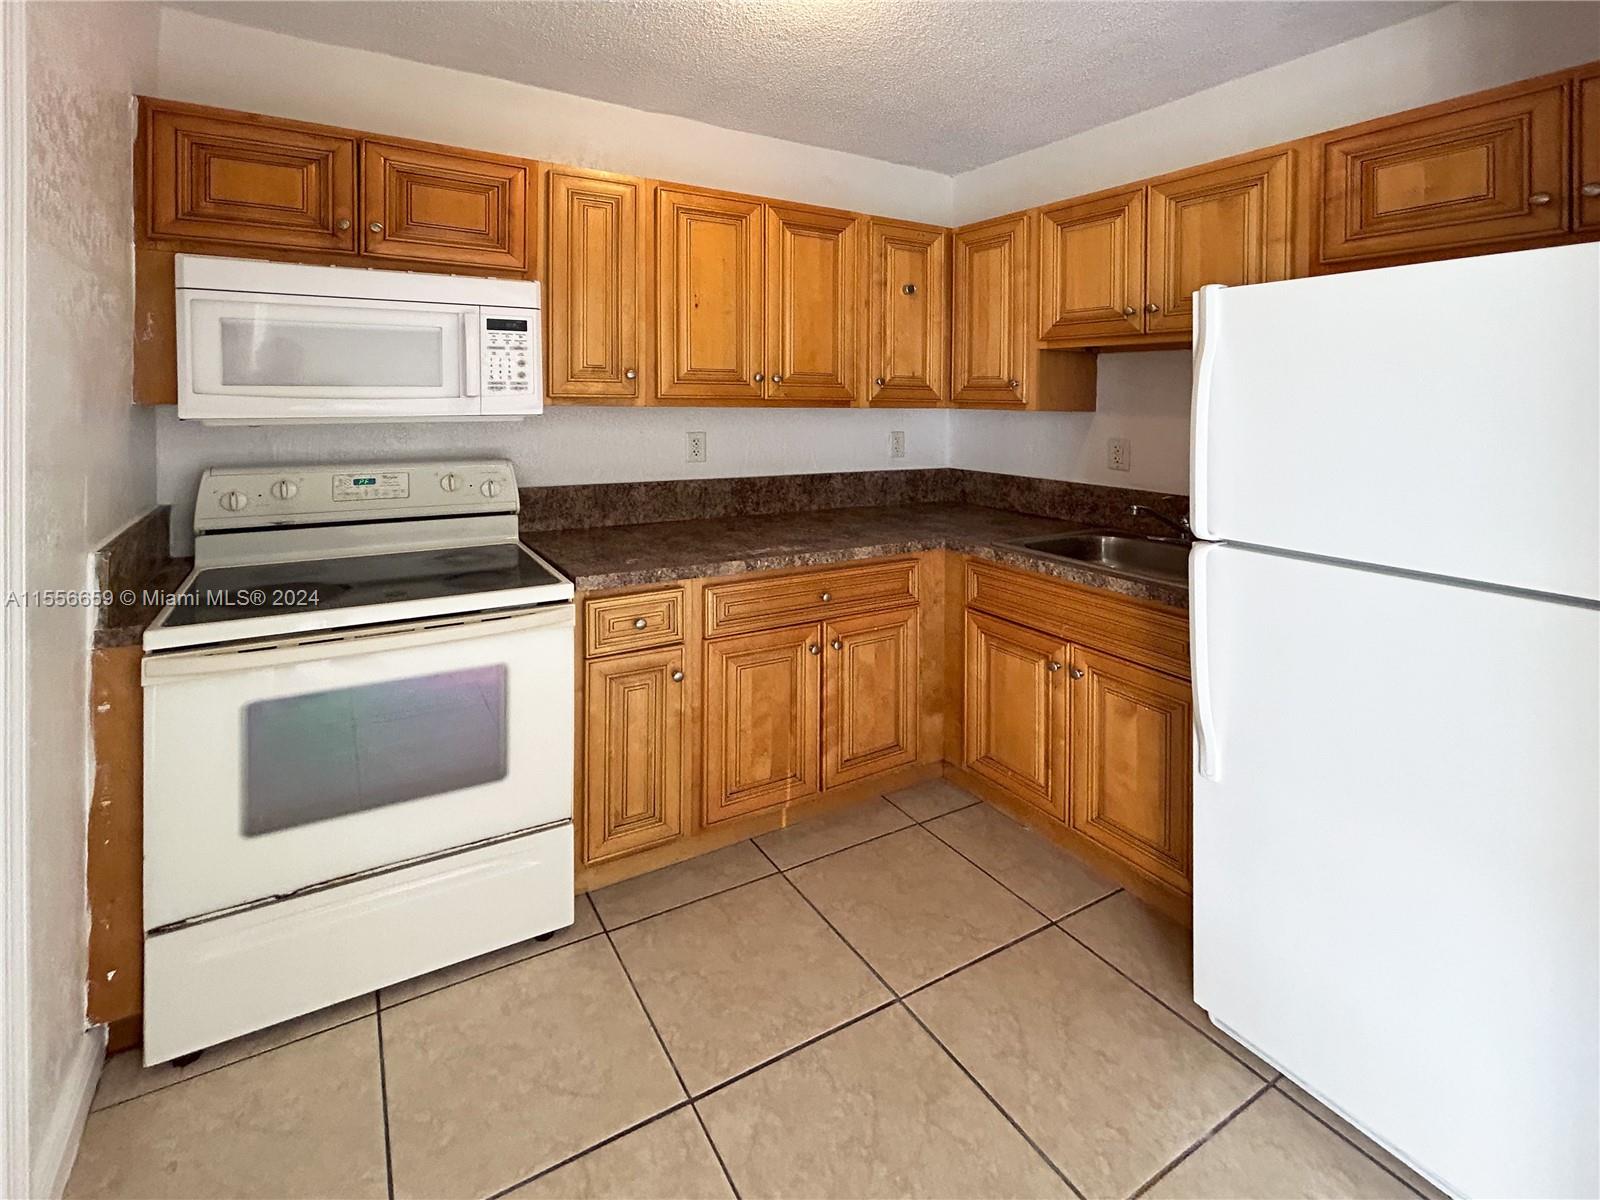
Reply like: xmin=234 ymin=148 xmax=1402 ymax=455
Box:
xmin=1068 ymin=647 xmax=1192 ymax=894
xmin=1577 ymin=67 xmax=1600 ymax=232
xmin=547 ymin=170 xmax=645 ymax=400
xmin=952 ymin=213 xmax=1030 ymax=407
xmin=821 ymin=607 xmax=918 ymax=790
xmin=765 ymin=205 xmax=859 ymax=405
xmin=583 ymin=648 xmax=686 ymax=865
xmin=703 ymin=623 xmax=821 ymax=824
xmin=1038 ymin=188 xmax=1145 ymax=340
xmin=866 ymin=220 xmax=947 ymax=406
xmin=1315 ymin=82 xmax=1569 ymax=267
xmin=1146 ymin=151 xmax=1292 ymax=334
xmin=145 ymin=102 xmax=358 ymax=253
xmin=361 ymin=140 xmax=529 ymax=270
xmin=656 ymin=188 xmax=765 ymax=402
xmin=963 ymin=610 xmax=1069 ymax=821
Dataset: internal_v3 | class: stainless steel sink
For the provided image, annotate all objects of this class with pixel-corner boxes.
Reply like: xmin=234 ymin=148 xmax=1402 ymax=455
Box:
xmin=1005 ymin=531 xmax=1190 ymax=586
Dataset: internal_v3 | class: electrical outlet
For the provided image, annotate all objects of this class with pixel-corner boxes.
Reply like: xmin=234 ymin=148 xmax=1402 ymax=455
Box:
xmin=890 ymin=430 xmax=906 ymax=459
xmin=1108 ymin=437 xmax=1131 ymax=472
xmin=686 ymin=431 xmax=707 ymax=463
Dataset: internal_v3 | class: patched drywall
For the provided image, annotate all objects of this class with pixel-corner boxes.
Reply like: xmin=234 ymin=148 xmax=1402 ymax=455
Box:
xmin=22 ymin=0 xmax=159 ymax=1185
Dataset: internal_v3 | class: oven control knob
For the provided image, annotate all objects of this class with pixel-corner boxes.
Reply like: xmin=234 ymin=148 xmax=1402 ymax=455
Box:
xmin=439 ymin=473 xmax=462 ymax=492
xmin=480 ymin=479 xmax=503 ymax=499
xmin=219 ymin=490 xmax=250 ymax=512
xmin=270 ymin=480 xmax=298 ymax=501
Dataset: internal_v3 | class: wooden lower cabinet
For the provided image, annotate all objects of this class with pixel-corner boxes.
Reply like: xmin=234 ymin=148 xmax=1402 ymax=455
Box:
xmin=703 ymin=623 xmax=822 ymax=824
xmin=1068 ymin=646 xmax=1193 ymax=895
xmin=583 ymin=647 xmax=687 ymax=864
xmin=822 ymin=607 xmax=919 ymax=788
xmin=962 ymin=610 xmax=1070 ymax=821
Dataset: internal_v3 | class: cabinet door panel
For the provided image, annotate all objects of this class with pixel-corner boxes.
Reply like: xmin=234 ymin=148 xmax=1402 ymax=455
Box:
xmin=1577 ymin=68 xmax=1600 ymax=232
xmin=362 ymin=140 xmax=528 ymax=269
xmin=822 ymin=607 xmax=918 ymax=789
xmin=963 ymin=611 xmax=1068 ymax=821
xmin=584 ymin=649 xmax=686 ymax=864
xmin=1317 ymin=84 xmax=1568 ymax=264
xmin=548 ymin=171 xmax=644 ymax=399
xmin=147 ymin=106 xmax=357 ymax=252
xmin=952 ymin=214 xmax=1029 ymax=408
xmin=1038 ymin=189 xmax=1145 ymax=339
xmin=766 ymin=205 xmax=858 ymax=404
xmin=867 ymin=220 xmax=947 ymax=405
xmin=657 ymin=189 xmax=765 ymax=401
xmin=704 ymin=625 xmax=821 ymax=824
xmin=1069 ymin=647 xmax=1191 ymax=893
xmin=1147 ymin=151 xmax=1291 ymax=334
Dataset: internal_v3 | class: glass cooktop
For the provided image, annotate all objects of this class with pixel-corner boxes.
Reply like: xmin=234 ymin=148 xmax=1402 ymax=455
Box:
xmin=161 ymin=542 xmax=567 ymax=629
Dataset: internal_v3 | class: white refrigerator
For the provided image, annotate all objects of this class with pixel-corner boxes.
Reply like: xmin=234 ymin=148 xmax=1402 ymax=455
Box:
xmin=1188 ymin=244 xmax=1599 ymax=1200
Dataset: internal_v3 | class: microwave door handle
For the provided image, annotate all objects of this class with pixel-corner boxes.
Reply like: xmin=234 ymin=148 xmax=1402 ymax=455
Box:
xmin=462 ymin=313 xmax=481 ymax=397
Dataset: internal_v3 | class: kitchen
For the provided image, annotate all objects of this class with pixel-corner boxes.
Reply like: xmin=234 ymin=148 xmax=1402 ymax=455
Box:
xmin=3 ymin=2 xmax=1598 ymax=1198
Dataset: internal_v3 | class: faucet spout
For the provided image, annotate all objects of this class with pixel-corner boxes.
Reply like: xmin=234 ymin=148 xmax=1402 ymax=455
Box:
xmin=1129 ymin=504 xmax=1193 ymax=542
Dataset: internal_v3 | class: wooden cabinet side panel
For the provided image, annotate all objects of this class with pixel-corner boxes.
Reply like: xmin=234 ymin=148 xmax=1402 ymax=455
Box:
xmin=765 ymin=205 xmax=859 ymax=405
xmin=822 ymin=606 xmax=919 ymax=788
xmin=962 ymin=610 xmax=1069 ymax=820
xmin=87 ymin=646 xmax=144 ymax=1025
xmin=584 ymin=649 xmax=687 ymax=864
xmin=547 ymin=170 xmax=644 ymax=399
xmin=867 ymin=220 xmax=948 ymax=406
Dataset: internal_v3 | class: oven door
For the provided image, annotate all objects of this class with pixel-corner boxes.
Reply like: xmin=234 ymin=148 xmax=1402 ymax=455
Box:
xmin=177 ymin=289 xmax=482 ymax=421
xmin=142 ymin=605 xmax=573 ymax=929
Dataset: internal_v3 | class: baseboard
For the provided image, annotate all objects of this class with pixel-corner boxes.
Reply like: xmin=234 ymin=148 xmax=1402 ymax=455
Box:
xmin=32 ymin=1025 xmax=104 ymax=1200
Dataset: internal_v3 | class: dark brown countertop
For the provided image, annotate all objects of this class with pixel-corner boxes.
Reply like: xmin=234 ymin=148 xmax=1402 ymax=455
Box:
xmin=524 ymin=502 xmax=1189 ymax=609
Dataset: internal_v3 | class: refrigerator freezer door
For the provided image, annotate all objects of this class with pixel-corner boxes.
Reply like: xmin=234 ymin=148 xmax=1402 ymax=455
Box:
xmin=1191 ymin=243 xmax=1599 ymax=602
xmin=1190 ymin=542 xmax=1599 ymax=1199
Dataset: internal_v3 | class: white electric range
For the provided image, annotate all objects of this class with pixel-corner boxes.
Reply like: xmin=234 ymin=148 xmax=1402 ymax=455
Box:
xmin=141 ymin=460 xmax=576 ymax=1064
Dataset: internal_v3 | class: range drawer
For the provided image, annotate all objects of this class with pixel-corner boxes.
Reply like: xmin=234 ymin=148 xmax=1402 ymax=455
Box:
xmin=584 ymin=587 xmax=685 ymax=657
xmin=964 ymin=560 xmax=1189 ymax=678
xmin=704 ymin=559 xmax=918 ymax=638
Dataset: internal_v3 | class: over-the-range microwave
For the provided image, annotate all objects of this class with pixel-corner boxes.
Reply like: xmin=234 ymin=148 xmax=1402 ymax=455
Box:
xmin=175 ymin=254 xmax=541 ymax=423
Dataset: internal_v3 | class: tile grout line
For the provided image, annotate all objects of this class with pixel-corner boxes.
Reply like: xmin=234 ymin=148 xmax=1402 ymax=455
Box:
xmin=688 ymin=1100 xmax=743 ymax=1200
xmin=600 ymin=926 xmax=694 ymax=1100
xmin=481 ymin=1100 xmax=697 ymax=1200
xmin=594 ymin=861 xmax=780 ymax=935
xmin=1128 ymin=1079 xmax=1272 ymax=1199
xmin=1271 ymin=1081 xmax=1432 ymax=1199
xmin=689 ymin=998 xmax=900 ymax=1105
xmin=382 ymin=929 xmax=606 ymax=1013
xmin=373 ymin=996 xmax=396 ymax=1200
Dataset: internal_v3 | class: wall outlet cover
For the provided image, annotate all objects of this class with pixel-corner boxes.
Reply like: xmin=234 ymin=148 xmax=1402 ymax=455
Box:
xmin=890 ymin=430 xmax=906 ymax=459
xmin=686 ymin=431 xmax=707 ymax=463
xmin=1108 ymin=437 xmax=1131 ymax=472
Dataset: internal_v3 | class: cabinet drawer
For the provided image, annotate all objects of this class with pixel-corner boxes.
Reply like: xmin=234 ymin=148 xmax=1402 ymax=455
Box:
xmin=704 ymin=560 xmax=918 ymax=638
xmin=585 ymin=588 xmax=685 ymax=657
xmin=964 ymin=560 xmax=1188 ymax=678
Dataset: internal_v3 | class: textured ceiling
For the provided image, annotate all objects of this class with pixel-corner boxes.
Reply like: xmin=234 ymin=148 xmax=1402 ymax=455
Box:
xmin=168 ymin=1 xmax=1442 ymax=173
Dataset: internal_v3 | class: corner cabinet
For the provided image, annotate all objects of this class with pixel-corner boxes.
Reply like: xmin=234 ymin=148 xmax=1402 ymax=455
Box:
xmin=866 ymin=219 xmax=948 ymax=406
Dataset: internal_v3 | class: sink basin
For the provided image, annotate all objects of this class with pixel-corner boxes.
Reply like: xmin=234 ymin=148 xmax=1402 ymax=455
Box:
xmin=1006 ymin=531 xmax=1190 ymax=586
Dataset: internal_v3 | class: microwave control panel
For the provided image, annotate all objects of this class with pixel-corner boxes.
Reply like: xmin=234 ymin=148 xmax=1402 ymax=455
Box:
xmin=483 ymin=312 xmax=533 ymax=397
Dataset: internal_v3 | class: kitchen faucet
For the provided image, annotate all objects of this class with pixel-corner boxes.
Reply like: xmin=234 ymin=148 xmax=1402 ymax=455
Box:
xmin=1129 ymin=504 xmax=1193 ymax=542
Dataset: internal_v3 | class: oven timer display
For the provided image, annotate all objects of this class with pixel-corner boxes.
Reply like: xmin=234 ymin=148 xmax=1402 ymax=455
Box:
xmin=333 ymin=471 xmax=410 ymax=501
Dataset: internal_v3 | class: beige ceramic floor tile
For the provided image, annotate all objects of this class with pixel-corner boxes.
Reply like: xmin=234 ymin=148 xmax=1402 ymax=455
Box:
xmin=1146 ymin=1088 xmax=1418 ymax=1199
xmin=1062 ymin=891 xmax=1273 ymax=1076
xmin=380 ymin=893 xmax=601 ymax=1007
xmin=66 ymin=1020 xmax=386 ymax=1200
xmin=92 ymin=993 xmax=375 ymax=1111
xmin=590 ymin=841 xmax=774 ymax=928
xmin=1276 ymin=1081 xmax=1447 ymax=1200
xmin=612 ymin=876 xmax=890 ymax=1093
xmin=907 ymin=929 xmax=1262 ymax=1199
xmin=382 ymin=937 xmax=685 ymax=1199
xmin=755 ymin=797 xmax=912 ymax=868
xmin=884 ymin=778 xmax=978 ymax=822
xmin=509 ymin=1108 xmax=734 ymax=1200
xmin=696 ymin=1005 xmax=1069 ymax=1199
xmin=787 ymin=827 xmax=1044 ymax=993
xmin=927 ymin=802 xmax=1117 ymax=918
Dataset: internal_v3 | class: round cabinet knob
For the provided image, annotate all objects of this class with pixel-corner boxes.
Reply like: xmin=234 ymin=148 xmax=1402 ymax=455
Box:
xmin=671 ymin=669 xmax=685 ymax=683
xmin=819 ymin=592 xmax=831 ymax=602
xmin=1007 ymin=379 xmax=1019 ymax=389
xmin=1144 ymin=302 xmax=1160 ymax=313
xmin=753 ymin=373 xmax=764 ymax=383
xmin=874 ymin=376 xmax=885 ymax=387
xmin=269 ymin=479 xmax=298 ymax=501
xmin=1121 ymin=306 xmax=1136 ymax=316
xmin=1528 ymin=192 xmax=1553 ymax=206
xmin=336 ymin=218 xmax=352 ymax=231
xmin=901 ymin=282 xmax=917 ymax=296
xmin=219 ymin=490 xmax=250 ymax=512
xmin=624 ymin=368 xmax=638 ymax=380
xmin=369 ymin=221 xmax=384 ymax=233
xmin=440 ymin=473 xmax=461 ymax=492
xmin=1583 ymin=183 xmax=1600 ymax=198
xmin=771 ymin=374 xmax=783 ymax=385
xmin=808 ymin=643 xmax=821 ymax=655
xmin=1069 ymin=666 xmax=1086 ymax=679
xmin=1048 ymin=660 xmax=1062 ymax=672
xmin=830 ymin=639 xmax=843 ymax=651
xmin=480 ymin=479 xmax=503 ymax=499
xmin=633 ymin=617 xmax=648 ymax=630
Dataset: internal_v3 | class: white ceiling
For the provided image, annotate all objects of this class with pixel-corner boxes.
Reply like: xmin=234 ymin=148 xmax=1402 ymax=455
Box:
xmin=168 ymin=0 xmax=1442 ymax=174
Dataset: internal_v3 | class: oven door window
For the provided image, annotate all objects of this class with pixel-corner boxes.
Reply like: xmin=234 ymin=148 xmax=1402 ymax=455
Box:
xmin=243 ymin=665 xmax=508 ymax=836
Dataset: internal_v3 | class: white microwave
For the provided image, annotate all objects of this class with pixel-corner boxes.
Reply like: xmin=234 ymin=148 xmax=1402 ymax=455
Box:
xmin=175 ymin=254 xmax=542 ymax=423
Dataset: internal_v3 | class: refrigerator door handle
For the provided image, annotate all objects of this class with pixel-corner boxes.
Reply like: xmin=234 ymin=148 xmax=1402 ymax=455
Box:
xmin=1189 ymin=285 xmax=1224 ymax=542
xmin=1190 ymin=541 xmax=1222 ymax=781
